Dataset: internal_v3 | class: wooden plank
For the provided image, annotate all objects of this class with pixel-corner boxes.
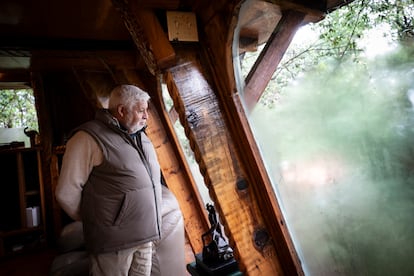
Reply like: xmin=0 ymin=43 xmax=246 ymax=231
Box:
xmin=0 ymin=70 xmax=30 ymax=82
xmin=238 ymin=0 xmax=282 ymax=47
xmin=36 ymin=150 xmax=47 ymax=237
xmin=0 ymin=70 xmax=31 ymax=89
xmin=16 ymin=152 xmax=27 ymax=228
xmin=128 ymin=7 xmax=176 ymax=69
xmin=190 ymin=4 xmax=305 ymax=275
xmin=243 ymin=10 xmax=305 ymax=112
xmin=267 ymin=0 xmax=326 ymax=22
xmin=134 ymin=0 xmax=180 ymax=10
xmin=31 ymin=50 xmax=141 ymax=71
xmin=49 ymin=150 xmax=63 ymax=240
xmin=147 ymin=97 xmax=209 ymax=255
xmin=165 ymin=50 xmax=286 ymax=275
xmin=112 ymin=0 xmax=158 ymax=74
xmin=112 ymin=0 xmax=176 ymax=74
xmin=31 ymin=71 xmax=57 ymax=242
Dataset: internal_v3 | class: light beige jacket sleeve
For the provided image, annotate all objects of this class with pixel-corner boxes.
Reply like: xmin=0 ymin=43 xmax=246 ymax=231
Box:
xmin=55 ymin=130 xmax=103 ymax=221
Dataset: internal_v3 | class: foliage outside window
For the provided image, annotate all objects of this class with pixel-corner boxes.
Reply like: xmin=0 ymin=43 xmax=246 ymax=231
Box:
xmin=238 ymin=0 xmax=414 ymax=275
xmin=240 ymin=0 xmax=414 ymax=108
xmin=0 ymin=89 xmax=38 ymax=130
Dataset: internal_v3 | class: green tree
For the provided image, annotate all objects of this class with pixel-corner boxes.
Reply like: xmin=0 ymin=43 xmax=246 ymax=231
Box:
xmin=0 ymin=89 xmax=38 ymax=130
xmin=246 ymin=2 xmax=414 ymax=274
xmin=240 ymin=0 xmax=414 ymax=108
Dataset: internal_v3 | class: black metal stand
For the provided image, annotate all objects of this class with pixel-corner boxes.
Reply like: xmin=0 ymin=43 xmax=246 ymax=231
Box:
xmin=187 ymin=253 xmax=242 ymax=276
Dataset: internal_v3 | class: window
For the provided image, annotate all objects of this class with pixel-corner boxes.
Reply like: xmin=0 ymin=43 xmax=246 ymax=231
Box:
xmin=235 ymin=1 xmax=414 ymax=275
xmin=0 ymin=89 xmax=39 ymax=147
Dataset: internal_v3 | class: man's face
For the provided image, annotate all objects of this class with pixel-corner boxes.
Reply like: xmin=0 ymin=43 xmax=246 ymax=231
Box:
xmin=119 ymin=100 xmax=148 ymax=134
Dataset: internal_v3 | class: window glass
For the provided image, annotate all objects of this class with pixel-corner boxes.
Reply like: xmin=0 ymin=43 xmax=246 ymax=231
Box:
xmin=236 ymin=1 xmax=414 ymax=275
xmin=0 ymin=89 xmax=38 ymax=147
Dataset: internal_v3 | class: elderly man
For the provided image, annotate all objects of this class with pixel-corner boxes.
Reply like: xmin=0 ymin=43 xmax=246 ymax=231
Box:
xmin=56 ymin=84 xmax=185 ymax=276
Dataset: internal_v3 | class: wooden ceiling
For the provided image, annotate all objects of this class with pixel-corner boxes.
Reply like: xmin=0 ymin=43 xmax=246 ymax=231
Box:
xmin=0 ymin=0 xmax=138 ymax=73
xmin=0 ymin=0 xmax=350 ymax=87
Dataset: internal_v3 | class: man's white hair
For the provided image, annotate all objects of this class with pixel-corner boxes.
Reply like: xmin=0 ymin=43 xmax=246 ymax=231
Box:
xmin=108 ymin=84 xmax=150 ymax=110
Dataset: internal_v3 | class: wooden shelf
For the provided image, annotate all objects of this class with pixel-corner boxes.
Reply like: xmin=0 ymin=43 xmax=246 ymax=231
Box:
xmin=0 ymin=226 xmax=44 ymax=238
xmin=25 ymin=190 xmax=40 ymax=196
xmin=0 ymin=148 xmax=46 ymax=258
xmin=0 ymin=146 xmax=41 ymax=154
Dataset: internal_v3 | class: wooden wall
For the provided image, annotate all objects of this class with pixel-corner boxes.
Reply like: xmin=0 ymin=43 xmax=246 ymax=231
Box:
xmin=29 ymin=1 xmax=308 ymax=275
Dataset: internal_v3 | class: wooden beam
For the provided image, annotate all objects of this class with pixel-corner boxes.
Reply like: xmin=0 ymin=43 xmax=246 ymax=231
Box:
xmin=112 ymin=0 xmax=157 ymax=74
xmin=0 ymin=70 xmax=29 ymax=81
xmin=196 ymin=2 xmax=305 ymax=274
xmin=239 ymin=35 xmax=259 ymax=53
xmin=168 ymin=106 xmax=179 ymax=124
xmin=147 ymin=99 xmax=209 ymax=254
xmin=267 ymin=0 xmax=325 ymax=22
xmin=0 ymin=37 xmax=135 ymax=52
xmin=30 ymin=71 xmax=58 ymax=243
xmin=112 ymin=0 xmax=176 ymax=74
xmin=30 ymin=50 xmax=142 ymax=71
xmin=165 ymin=48 xmax=288 ymax=275
xmin=0 ymin=82 xmax=31 ymax=89
xmin=243 ymin=10 xmax=305 ymax=112
xmin=129 ymin=7 xmax=176 ymax=69
xmin=134 ymin=0 xmax=181 ymax=10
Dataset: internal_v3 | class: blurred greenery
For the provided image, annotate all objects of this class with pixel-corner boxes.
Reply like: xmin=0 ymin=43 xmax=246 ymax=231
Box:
xmin=244 ymin=0 xmax=414 ymax=274
xmin=240 ymin=0 xmax=414 ymax=108
xmin=0 ymin=89 xmax=38 ymax=130
xmin=250 ymin=44 xmax=414 ymax=276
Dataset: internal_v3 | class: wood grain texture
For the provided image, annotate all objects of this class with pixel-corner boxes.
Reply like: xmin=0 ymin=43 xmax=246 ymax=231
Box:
xmin=112 ymin=0 xmax=159 ymax=74
xmin=193 ymin=2 xmax=305 ymax=275
xmin=128 ymin=7 xmax=176 ymax=69
xmin=164 ymin=49 xmax=285 ymax=275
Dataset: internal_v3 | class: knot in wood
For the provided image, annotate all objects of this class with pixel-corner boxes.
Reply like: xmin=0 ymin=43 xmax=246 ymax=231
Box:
xmin=187 ymin=109 xmax=200 ymax=128
xmin=253 ymin=227 xmax=270 ymax=251
xmin=236 ymin=178 xmax=248 ymax=191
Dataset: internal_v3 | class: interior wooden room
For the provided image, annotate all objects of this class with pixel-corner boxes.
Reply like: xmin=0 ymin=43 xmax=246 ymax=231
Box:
xmin=0 ymin=0 xmax=354 ymax=275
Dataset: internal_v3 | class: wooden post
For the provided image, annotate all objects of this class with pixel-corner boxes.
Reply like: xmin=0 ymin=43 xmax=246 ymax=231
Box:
xmin=243 ymin=10 xmax=305 ymax=112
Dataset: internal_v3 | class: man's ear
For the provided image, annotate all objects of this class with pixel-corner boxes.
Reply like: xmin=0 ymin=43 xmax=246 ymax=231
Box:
xmin=117 ymin=104 xmax=125 ymax=117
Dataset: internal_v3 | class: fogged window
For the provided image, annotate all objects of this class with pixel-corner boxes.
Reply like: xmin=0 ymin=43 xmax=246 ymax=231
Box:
xmin=236 ymin=1 xmax=414 ymax=275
